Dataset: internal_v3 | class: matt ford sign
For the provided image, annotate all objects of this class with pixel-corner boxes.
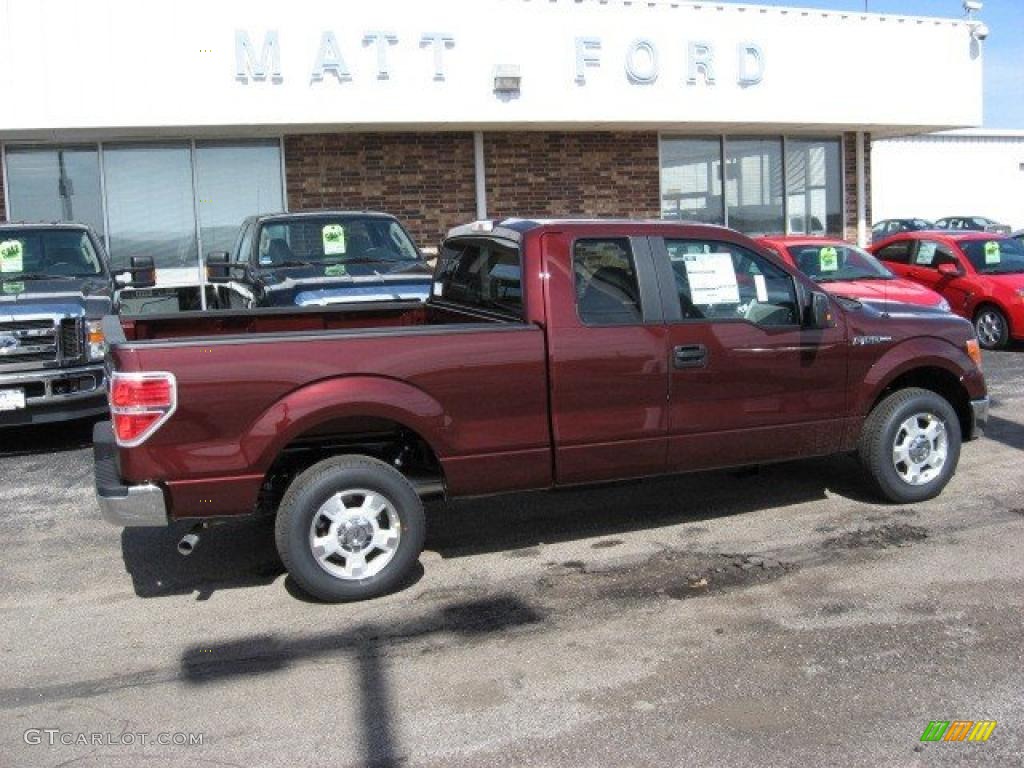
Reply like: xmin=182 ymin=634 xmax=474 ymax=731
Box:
xmin=234 ymin=30 xmax=767 ymax=89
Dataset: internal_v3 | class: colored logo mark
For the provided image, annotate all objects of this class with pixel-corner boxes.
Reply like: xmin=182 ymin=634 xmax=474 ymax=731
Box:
xmin=920 ymin=720 xmax=997 ymax=742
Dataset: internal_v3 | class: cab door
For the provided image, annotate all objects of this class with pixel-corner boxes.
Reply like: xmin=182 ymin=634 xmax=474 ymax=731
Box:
xmin=543 ymin=232 xmax=670 ymax=485
xmin=649 ymin=236 xmax=850 ymax=473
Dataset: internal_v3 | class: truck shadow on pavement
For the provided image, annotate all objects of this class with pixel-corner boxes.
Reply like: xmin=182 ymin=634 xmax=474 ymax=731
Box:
xmin=120 ymin=453 xmax=879 ymax=601
xmin=983 ymin=414 xmax=1024 ymax=451
xmin=0 ymin=415 xmax=100 ymax=457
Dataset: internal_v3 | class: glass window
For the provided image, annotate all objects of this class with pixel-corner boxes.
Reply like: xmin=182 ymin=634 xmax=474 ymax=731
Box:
xmin=725 ymin=138 xmax=784 ymax=236
xmin=0 ymin=228 xmax=103 ymax=277
xmin=5 ymin=147 xmax=104 ymax=235
xmin=103 ymin=143 xmax=197 ymax=272
xmin=664 ymin=239 xmax=798 ymax=326
xmin=573 ymin=238 xmax=642 ymax=325
xmin=256 ymin=215 xmax=420 ymax=266
xmin=875 ymin=241 xmax=912 ymax=265
xmin=785 ymin=138 xmax=841 ymax=236
xmin=960 ymin=238 xmax=1024 ymax=274
xmin=232 ymin=222 xmax=253 ymax=263
xmin=195 ymin=141 xmax=283 ymax=257
xmin=434 ymin=240 xmax=522 ymax=316
xmin=659 ymin=138 xmax=723 ymax=224
xmin=784 ymin=243 xmax=892 ymax=283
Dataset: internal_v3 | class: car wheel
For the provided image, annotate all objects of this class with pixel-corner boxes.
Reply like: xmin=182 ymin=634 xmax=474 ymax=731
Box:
xmin=275 ymin=455 xmax=426 ymax=602
xmin=974 ymin=306 xmax=1009 ymax=349
xmin=858 ymin=387 xmax=961 ymax=503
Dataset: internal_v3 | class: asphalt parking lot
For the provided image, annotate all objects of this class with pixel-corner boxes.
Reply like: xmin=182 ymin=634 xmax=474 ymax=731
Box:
xmin=1 ymin=350 xmax=1023 ymax=768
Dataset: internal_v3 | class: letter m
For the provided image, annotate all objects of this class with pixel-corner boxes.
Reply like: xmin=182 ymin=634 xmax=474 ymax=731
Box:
xmin=920 ymin=721 xmax=950 ymax=742
xmin=235 ymin=30 xmax=281 ymax=82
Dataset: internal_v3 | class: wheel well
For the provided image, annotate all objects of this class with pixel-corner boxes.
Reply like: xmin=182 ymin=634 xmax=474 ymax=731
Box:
xmin=873 ymin=367 xmax=971 ymax=438
xmin=258 ymin=417 xmax=444 ymax=515
xmin=972 ymin=301 xmax=1004 ymax=321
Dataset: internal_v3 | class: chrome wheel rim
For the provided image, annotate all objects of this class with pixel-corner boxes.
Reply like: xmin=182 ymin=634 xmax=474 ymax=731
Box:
xmin=892 ymin=412 xmax=948 ymax=486
xmin=976 ymin=310 xmax=1004 ymax=347
xmin=308 ymin=489 xmax=401 ymax=580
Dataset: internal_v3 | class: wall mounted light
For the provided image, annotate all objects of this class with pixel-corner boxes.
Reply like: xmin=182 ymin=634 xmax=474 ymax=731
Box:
xmin=493 ymin=65 xmax=521 ymax=95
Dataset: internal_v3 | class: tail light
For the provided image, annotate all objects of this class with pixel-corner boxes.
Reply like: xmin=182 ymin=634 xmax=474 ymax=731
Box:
xmin=109 ymin=372 xmax=177 ymax=446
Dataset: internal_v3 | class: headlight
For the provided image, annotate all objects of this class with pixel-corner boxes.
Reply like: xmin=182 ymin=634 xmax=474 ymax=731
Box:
xmin=86 ymin=320 xmax=107 ymax=361
xmin=937 ymin=297 xmax=951 ymax=312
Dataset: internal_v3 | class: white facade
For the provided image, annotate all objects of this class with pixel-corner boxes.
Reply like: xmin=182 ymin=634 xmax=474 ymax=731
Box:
xmin=0 ymin=0 xmax=983 ymax=139
xmin=872 ymin=131 xmax=1024 ymax=231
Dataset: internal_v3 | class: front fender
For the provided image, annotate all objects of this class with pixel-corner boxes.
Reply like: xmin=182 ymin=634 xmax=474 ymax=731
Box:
xmin=242 ymin=375 xmax=449 ymax=473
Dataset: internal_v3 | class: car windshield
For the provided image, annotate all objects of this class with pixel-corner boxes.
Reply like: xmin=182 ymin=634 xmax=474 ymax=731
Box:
xmin=960 ymin=238 xmax=1024 ymax=274
xmin=0 ymin=229 xmax=103 ymax=279
xmin=256 ymin=216 xmax=420 ymax=267
xmin=785 ymin=243 xmax=893 ymax=282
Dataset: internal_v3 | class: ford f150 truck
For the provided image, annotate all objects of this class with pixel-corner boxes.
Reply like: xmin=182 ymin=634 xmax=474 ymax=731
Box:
xmin=0 ymin=222 xmax=151 ymax=425
xmin=94 ymin=219 xmax=989 ymax=602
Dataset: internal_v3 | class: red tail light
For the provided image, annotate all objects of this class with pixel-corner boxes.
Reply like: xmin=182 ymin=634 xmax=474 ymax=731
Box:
xmin=109 ymin=372 xmax=177 ymax=446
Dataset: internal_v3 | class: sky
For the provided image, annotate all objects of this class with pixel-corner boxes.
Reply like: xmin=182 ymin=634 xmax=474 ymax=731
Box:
xmin=726 ymin=0 xmax=1023 ymax=128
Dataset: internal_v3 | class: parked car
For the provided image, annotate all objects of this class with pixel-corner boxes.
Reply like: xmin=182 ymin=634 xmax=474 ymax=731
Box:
xmin=0 ymin=222 xmax=152 ymax=426
xmin=205 ymin=211 xmax=432 ymax=309
xmin=934 ymin=216 xmax=1011 ymax=235
xmin=871 ymin=231 xmax=1024 ymax=349
xmin=95 ymin=218 xmax=988 ymax=602
xmin=757 ymin=236 xmax=948 ymax=311
xmin=871 ymin=218 xmax=934 ymax=243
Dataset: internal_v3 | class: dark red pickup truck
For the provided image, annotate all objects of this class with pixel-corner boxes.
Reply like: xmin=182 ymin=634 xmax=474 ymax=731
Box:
xmin=94 ymin=219 xmax=989 ymax=601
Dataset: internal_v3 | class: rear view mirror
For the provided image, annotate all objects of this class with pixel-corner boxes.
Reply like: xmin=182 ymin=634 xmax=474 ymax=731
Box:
xmin=807 ymin=290 xmax=836 ymax=329
xmin=128 ymin=256 xmax=156 ymax=289
xmin=205 ymin=251 xmax=231 ymax=284
xmin=937 ymin=262 xmax=963 ymax=277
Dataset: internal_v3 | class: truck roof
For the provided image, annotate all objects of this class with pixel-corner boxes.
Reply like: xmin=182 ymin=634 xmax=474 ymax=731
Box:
xmin=445 ymin=217 xmax=737 ymax=243
xmin=248 ymin=210 xmax=404 ymax=225
xmin=0 ymin=221 xmax=94 ymax=231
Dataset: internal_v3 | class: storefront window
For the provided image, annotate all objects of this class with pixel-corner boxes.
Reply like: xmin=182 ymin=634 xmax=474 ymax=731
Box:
xmin=5 ymin=147 xmax=104 ymax=236
xmin=786 ymin=138 xmax=841 ymax=236
xmin=659 ymin=138 xmax=723 ymax=224
xmin=725 ymin=137 xmax=784 ymax=235
xmin=195 ymin=140 xmax=283 ymax=256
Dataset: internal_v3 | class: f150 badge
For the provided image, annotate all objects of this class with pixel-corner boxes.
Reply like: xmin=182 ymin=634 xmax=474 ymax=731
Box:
xmin=852 ymin=335 xmax=894 ymax=346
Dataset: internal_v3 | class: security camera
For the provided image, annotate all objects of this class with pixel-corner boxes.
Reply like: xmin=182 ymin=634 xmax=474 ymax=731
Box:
xmin=963 ymin=1 xmax=983 ymax=13
xmin=971 ymin=22 xmax=990 ymax=41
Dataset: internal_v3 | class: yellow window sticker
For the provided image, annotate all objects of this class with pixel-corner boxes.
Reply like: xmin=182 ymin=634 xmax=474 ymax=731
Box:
xmin=0 ymin=240 xmax=24 ymax=273
xmin=2 ymin=281 xmax=24 ymax=294
xmin=324 ymin=263 xmax=347 ymax=277
xmin=819 ymin=246 xmax=838 ymax=272
xmin=322 ymin=224 xmax=347 ymax=256
xmin=984 ymin=241 xmax=1001 ymax=265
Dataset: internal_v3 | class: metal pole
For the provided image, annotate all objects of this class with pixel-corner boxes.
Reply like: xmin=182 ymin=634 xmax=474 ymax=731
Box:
xmin=473 ymin=131 xmax=487 ymax=220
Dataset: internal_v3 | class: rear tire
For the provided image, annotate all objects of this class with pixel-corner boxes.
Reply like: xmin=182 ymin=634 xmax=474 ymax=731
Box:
xmin=858 ymin=388 xmax=961 ymax=503
xmin=275 ymin=455 xmax=426 ymax=602
xmin=974 ymin=305 xmax=1009 ymax=349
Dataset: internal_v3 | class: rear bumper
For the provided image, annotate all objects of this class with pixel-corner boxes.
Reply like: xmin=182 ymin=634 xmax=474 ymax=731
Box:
xmin=0 ymin=364 xmax=107 ymax=426
xmin=969 ymin=397 xmax=989 ymax=440
xmin=93 ymin=421 xmax=168 ymax=527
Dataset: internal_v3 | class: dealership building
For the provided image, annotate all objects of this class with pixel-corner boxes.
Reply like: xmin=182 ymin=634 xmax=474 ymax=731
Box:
xmin=0 ymin=0 xmax=985 ymax=274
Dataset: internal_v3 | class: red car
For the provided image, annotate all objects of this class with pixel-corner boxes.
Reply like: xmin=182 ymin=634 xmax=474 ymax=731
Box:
xmin=871 ymin=231 xmax=1024 ymax=349
xmin=758 ymin=236 xmax=948 ymax=311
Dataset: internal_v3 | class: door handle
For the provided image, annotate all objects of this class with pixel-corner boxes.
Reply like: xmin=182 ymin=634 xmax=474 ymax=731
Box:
xmin=673 ymin=344 xmax=707 ymax=369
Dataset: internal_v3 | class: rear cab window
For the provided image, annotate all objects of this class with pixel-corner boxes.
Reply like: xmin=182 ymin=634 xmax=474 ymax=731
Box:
xmin=433 ymin=238 xmax=523 ymax=318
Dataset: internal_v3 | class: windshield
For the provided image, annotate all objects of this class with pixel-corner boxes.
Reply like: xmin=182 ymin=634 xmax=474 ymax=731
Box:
xmin=256 ymin=216 xmax=420 ymax=267
xmin=960 ymin=238 xmax=1024 ymax=274
xmin=785 ymin=243 xmax=893 ymax=282
xmin=0 ymin=229 xmax=103 ymax=279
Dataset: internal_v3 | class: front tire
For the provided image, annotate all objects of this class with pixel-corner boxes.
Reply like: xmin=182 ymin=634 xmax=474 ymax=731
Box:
xmin=275 ymin=455 xmax=426 ymax=602
xmin=858 ymin=388 xmax=961 ymax=503
xmin=974 ymin=305 xmax=1009 ymax=349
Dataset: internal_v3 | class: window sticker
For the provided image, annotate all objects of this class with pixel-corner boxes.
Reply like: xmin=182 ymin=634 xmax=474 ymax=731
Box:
xmin=682 ymin=252 xmax=740 ymax=305
xmin=753 ymin=273 xmax=768 ymax=302
xmin=984 ymin=241 xmax=1001 ymax=265
xmin=0 ymin=240 xmax=24 ymax=273
xmin=322 ymin=224 xmax=347 ymax=256
xmin=915 ymin=242 xmax=937 ymax=266
xmin=433 ymin=281 xmax=444 ymax=297
xmin=2 ymin=281 xmax=24 ymax=294
xmin=324 ymin=263 xmax=347 ymax=277
xmin=819 ymin=246 xmax=839 ymax=272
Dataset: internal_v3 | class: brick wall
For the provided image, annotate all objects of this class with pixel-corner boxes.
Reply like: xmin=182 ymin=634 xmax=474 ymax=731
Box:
xmin=284 ymin=133 xmax=477 ymax=249
xmin=843 ymin=132 xmax=872 ymax=244
xmin=483 ymin=132 xmax=660 ymax=220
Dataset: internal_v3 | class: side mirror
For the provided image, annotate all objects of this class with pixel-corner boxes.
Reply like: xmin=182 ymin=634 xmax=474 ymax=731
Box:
xmin=937 ymin=262 xmax=963 ymax=277
xmin=205 ymin=251 xmax=232 ymax=284
xmin=128 ymin=256 xmax=156 ymax=289
xmin=806 ymin=290 xmax=836 ymax=329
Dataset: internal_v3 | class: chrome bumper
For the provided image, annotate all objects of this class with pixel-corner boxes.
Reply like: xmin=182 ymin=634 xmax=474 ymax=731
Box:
xmin=0 ymin=364 xmax=106 ymax=404
xmin=970 ymin=397 xmax=989 ymax=440
xmin=93 ymin=421 xmax=168 ymax=527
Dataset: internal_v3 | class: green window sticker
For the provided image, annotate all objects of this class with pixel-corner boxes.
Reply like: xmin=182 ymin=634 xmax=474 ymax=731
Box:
xmin=0 ymin=240 xmax=24 ymax=273
xmin=324 ymin=263 xmax=347 ymax=277
xmin=819 ymin=246 xmax=838 ymax=272
xmin=2 ymin=281 xmax=24 ymax=295
xmin=984 ymin=241 xmax=1001 ymax=265
xmin=323 ymin=224 xmax=347 ymax=256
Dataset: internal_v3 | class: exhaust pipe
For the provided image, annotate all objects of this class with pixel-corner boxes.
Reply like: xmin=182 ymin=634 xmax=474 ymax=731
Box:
xmin=178 ymin=531 xmax=200 ymax=556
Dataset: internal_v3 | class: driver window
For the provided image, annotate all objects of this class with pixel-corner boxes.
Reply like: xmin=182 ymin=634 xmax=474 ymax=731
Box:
xmin=915 ymin=241 xmax=956 ymax=269
xmin=664 ymin=239 xmax=798 ymax=326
